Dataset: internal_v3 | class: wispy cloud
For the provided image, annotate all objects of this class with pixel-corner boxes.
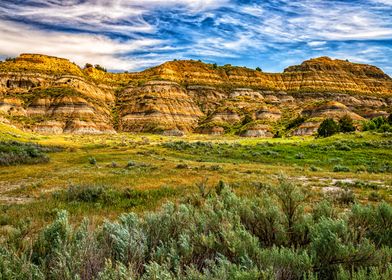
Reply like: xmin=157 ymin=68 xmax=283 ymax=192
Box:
xmin=0 ymin=0 xmax=391 ymax=74
xmin=0 ymin=19 xmax=166 ymax=70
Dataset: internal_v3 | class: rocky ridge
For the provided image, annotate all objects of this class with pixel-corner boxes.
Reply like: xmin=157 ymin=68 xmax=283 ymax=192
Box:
xmin=0 ymin=53 xmax=391 ymax=136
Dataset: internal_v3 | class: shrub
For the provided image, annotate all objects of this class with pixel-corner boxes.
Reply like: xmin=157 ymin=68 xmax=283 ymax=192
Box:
xmin=2 ymin=179 xmax=392 ymax=279
xmin=0 ymin=141 xmax=58 ymax=166
xmin=309 ymin=165 xmax=319 ymax=171
xmin=318 ymin=118 xmax=339 ymax=137
xmin=263 ymin=150 xmax=279 ymax=156
xmin=286 ymin=116 xmax=306 ymax=130
xmin=88 ymin=157 xmax=97 ymax=165
xmin=368 ymin=192 xmax=382 ymax=202
xmin=295 ymin=153 xmax=304 ymax=159
xmin=310 ymin=217 xmax=375 ymax=277
xmin=125 ymin=160 xmax=136 ymax=168
xmin=65 ymin=185 xmax=107 ymax=203
xmin=333 ymin=165 xmax=350 ymax=172
xmin=94 ymin=64 xmax=107 ymax=72
xmin=336 ymin=188 xmax=356 ymax=205
xmin=241 ymin=114 xmax=253 ymax=125
xmin=339 ymin=115 xmax=356 ymax=133
xmin=363 ymin=116 xmax=392 ymax=132
xmin=209 ymin=164 xmax=222 ymax=171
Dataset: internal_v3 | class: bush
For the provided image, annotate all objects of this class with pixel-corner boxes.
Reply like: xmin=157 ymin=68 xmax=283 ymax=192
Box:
xmin=88 ymin=157 xmax=97 ymax=165
xmin=2 ymin=179 xmax=392 ymax=279
xmin=0 ymin=141 xmax=59 ymax=166
xmin=339 ymin=115 xmax=356 ymax=133
xmin=125 ymin=160 xmax=136 ymax=168
xmin=65 ymin=185 xmax=108 ymax=203
xmin=363 ymin=116 xmax=392 ymax=132
xmin=318 ymin=118 xmax=339 ymax=137
xmin=336 ymin=188 xmax=356 ymax=205
xmin=286 ymin=116 xmax=306 ymax=130
xmin=368 ymin=191 xmax=382 ymax=202
xmin=175 ymin=163 xmax=189 ymax=169
xmin=295 ymin=153 xmax=304 ymax=159
xmin=309 ymin=165 xmax=320 ymax=172
xmin=333 ymin=165 xmax=351 ymax=172
xmin=94 ymin=64 xmax=107 ymax=72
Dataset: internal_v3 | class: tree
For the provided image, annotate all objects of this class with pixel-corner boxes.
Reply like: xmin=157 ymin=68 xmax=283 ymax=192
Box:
xmin=339 ymin=115 xmax=355 ymax=133
xmin=84 ymin=63 xmax=93 ymax=69
xmin=94 ymin=64 xmax=107 ymax=72
xmin=318 ymin=118 xmax=339 ymax=137
xmin=212 ymin=63 xmax=218 ymax=69
xmin=241 ymin=114 xmax=253 ymax=125
xmin=255 ymin=67 xmax=262 ymax=72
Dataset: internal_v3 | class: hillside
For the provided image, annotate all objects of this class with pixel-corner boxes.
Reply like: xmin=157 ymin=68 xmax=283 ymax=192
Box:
xmin=0 ymin=54 xmax=391 ymax=135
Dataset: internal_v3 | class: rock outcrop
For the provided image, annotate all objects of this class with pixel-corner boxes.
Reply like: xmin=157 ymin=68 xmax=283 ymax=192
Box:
xmin=240 ymin=124 xmax=274 ymax=138
xmin=0 ymin=55 xmax=115 ymax=134
xmin=0 ymin=53 xmax=391 ymax=136
xmin=118 ymin=81 xmax=202 ymax=133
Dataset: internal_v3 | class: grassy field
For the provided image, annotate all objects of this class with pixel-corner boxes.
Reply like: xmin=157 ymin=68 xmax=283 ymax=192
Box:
xmin=0 ymin=124 xmax=391 ymax=235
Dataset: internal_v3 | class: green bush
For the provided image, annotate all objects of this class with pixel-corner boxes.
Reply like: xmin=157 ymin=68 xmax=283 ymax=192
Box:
xmin=318 ymin=118 xmax=339 ymax=137
xmin=339 ymin=115 xmax=356 ymax=133
xmin=286 ymin=116 xmax=306 ymax=130
xmin=333 ymin=165 xmax=351 ymax=172
xmin=2 ymin=179 xmax=392 ymax=279
xmin=295 ymin=153 xmax=304 ymax=159
xmin=363 ymin=116 xmax=392 ymax=133
xmin=0 ymin=141 xmax=61 ymax=166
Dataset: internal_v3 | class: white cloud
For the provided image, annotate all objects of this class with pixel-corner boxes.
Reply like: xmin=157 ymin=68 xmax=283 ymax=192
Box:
xmin=230 ymin=0 xmax=392 ymax=42
xmin=307 ymin=41 xmax=327 ymax=47
xmin=0 ymin=20 xmax=166 ymax=70
xmin=0 ymin=0 xmax=391 ymax=74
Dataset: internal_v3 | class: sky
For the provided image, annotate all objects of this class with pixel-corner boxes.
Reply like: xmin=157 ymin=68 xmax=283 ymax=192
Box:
xmin=0 ymin=0 xmax=391 ymax=75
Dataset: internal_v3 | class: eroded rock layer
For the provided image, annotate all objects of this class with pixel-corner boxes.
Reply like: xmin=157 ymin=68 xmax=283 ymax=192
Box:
xmin=118 ymin=81 xmax=203 ymax=133
xmin=0 ymin=53 xmax=391 ymax=135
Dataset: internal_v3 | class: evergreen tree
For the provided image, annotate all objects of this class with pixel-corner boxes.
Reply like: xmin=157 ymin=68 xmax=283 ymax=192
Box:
xmin=339 ymin=115 xmax=355 ymax=133
xmin=94 ymin=64 xmax=107 ymax=72
xmin=318 ymin=118 xmax=339 ymax=137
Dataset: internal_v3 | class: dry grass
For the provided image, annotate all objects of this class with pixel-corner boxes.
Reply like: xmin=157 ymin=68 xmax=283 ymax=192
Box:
xmin=0 ymin=124 xmax=391 ymax=233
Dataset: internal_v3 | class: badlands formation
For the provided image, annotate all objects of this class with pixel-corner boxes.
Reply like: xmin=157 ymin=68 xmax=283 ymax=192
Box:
xmin=0 ymin=54 xmax=391 ymax=136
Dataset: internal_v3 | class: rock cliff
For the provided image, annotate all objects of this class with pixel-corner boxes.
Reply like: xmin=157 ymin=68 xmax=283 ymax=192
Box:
xmin=0 ymin=54 xmax=391 ymax=136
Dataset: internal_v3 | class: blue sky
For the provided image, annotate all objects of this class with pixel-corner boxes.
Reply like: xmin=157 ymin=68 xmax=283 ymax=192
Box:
xmin=0 ymin=0 xmax=391 ymax=75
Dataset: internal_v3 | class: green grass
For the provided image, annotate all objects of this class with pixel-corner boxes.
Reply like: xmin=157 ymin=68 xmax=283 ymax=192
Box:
xmin=161 ymin=133 xmax=392 ymax=173
xmin=0 ymin=140 xmax=62 ymax=166
xmin=0 ymin=128 xmax=391 ymax=236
